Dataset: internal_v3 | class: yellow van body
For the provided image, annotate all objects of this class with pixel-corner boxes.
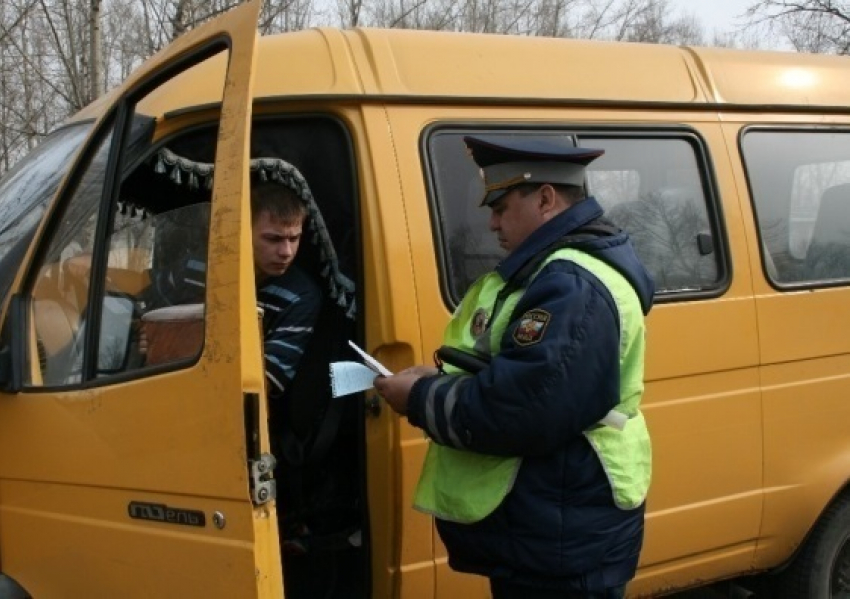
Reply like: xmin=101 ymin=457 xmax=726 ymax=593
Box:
xmin=1 ymin=2 xmax=849 ymax=597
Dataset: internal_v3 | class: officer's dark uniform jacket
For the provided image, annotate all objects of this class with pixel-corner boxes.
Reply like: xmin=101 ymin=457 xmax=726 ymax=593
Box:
xmin=407 ymin=197 xmax=655 ymax=591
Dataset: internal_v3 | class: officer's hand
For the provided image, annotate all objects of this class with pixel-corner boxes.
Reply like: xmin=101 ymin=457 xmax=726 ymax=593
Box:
xmin=398 ymin=365 xmax=439 ymax=377
xmin=374 ymin=372 xmax=424 ymax=416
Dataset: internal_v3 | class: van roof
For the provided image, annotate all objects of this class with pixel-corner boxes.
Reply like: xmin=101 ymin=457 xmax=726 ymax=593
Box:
xmin=71 ymin=27 xmax=850 ymax=123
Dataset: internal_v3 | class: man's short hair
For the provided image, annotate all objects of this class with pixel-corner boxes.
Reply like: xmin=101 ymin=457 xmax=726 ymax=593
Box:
xmin=251 ymin=182 xmax=308 ymax=225
xmin=516 ymin=182 xmax=586 ymax=205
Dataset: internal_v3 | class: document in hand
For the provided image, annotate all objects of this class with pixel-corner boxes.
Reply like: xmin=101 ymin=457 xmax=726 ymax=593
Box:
xmin=329 ymin=341 xmax=393 ymax=398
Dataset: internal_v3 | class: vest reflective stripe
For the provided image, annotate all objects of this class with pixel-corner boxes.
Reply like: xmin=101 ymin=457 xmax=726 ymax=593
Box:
xmin=413 ymin=248 xmax=651 ymax=522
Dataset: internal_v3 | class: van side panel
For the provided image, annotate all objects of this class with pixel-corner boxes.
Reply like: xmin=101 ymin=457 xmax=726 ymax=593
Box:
xmin=725 ymin=118 xmax=850 ymax=570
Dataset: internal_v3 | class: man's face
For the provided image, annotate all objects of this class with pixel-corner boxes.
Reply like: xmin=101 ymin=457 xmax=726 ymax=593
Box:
xmin=488 ymin=186 xmax=546 ymax=253
xmin=252 ymin=210 xmax=304 ymax=282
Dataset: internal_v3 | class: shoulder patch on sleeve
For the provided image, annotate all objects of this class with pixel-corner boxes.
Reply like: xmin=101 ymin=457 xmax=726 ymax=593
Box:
xmin=513 ymin=309 xmax=551 ymax=346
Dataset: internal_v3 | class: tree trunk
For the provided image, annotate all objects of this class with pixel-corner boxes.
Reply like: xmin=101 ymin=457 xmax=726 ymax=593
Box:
xmin=90 ymin=0 xmax=103 ymax=99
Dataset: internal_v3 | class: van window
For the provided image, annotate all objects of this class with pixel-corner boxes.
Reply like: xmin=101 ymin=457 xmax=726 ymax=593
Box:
xmin=23 ymin=50 xmax=223 ymax=387
xmin=427 ymin=129 xmax=720 ymax=304
xmin=0 ymin=124 xmax=92 ymax=307
xmin=28 ymin=126 xmax=115 ymax=385
xmin=583 ymin=135 xmax=720 ymax=295
xmin=743 ymin=128 xmax=850 ymax=285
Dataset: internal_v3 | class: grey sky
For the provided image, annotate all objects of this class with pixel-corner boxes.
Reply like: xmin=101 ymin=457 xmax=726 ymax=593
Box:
xmin=668 ymin=0 xmax=753 ymax=34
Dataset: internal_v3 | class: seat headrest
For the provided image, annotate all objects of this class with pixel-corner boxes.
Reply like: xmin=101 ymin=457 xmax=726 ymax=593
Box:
xmin=812 ymin=183 xmax=850 ymax=246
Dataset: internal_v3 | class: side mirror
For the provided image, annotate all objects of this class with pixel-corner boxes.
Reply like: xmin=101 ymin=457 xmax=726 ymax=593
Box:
xmin=97 ymin=295 xmax=135 ymax=374
xmin=0 ymin=346 xmax=13 ymax=391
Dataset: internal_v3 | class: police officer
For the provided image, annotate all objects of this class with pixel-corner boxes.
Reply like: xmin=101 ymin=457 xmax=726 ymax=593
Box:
xmin=375 ymin=135 xmax=655 ymax=599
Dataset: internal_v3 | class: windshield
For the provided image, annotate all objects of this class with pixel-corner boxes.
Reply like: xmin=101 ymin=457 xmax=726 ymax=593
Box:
xmin=0 ymin=123 xmax=93 ymax=305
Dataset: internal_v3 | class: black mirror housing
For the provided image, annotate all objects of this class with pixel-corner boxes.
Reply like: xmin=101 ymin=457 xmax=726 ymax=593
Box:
xmin=0 ymin=295 xmax=26 ymax=393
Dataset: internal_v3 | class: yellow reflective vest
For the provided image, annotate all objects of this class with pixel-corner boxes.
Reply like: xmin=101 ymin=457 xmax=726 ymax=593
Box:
xmin=414 ymin=248 xmax=652 ymax=523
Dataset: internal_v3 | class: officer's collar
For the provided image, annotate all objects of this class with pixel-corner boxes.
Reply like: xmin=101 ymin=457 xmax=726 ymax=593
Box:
xmin=495 ymin=196 xmax=604 ymax=281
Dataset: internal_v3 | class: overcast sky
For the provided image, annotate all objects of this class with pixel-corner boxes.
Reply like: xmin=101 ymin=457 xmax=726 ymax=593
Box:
xmin=668 ymin=0 xmax=753 ymax=34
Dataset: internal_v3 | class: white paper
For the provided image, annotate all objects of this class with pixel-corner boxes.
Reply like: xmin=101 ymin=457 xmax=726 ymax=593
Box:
xmin=330 ymin=361 xmax=382 ymax=398
xmin=347 ymin=340 xmax=392 ymax=376
xmin=328 ymin=342 xmax=393 ymax=398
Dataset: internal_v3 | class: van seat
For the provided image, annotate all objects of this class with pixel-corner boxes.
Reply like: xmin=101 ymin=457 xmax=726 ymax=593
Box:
xmin=804 ymin=182 xmax=850 ymax=281
xmin=106 ymin=267 xmax=150 ymax=295
xmin=32 ymin=298 xmax=82 ymax=384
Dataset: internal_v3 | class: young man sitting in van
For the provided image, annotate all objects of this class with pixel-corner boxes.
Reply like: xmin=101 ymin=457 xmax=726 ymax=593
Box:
xmin=250 ymin=182 xmax=323 ymax=401
xmin=251 ymin=180 xmax=325 ymax=558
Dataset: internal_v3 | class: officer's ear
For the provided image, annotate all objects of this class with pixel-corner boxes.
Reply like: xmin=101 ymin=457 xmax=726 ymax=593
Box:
xmin=537 ymin=184 xmax=562 ymax=216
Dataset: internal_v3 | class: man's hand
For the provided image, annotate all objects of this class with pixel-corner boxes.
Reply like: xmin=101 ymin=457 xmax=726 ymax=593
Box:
xmin=374 ymin=366 xmax=437 ymax=416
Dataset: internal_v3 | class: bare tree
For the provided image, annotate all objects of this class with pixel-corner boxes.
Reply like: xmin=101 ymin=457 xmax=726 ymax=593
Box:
xmin=90 ymin=0 xmax=104 ymax=98
xmin=336 ymin=0 xmax=364 ymax=27
xmin=528 ymin=0 xmax=580 ymax=37
xmin=363 ymin=0 xmax=454 ymax=30
xmin=745 ymin=0 xmax=850 ymax=53
xmin=632 ymin=10 xmax=704 ymax=44
xmin=259 ymin=0 xmax=316 ymax=33
xmin=1 ymin=0 xmax=73 ymax=171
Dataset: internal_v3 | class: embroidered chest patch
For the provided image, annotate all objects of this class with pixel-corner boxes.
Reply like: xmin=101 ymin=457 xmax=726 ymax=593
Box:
xmin=470 ymin=308 xmax=489 ymax=338
xmin=513 ymin=309 xmax=551 ymax=346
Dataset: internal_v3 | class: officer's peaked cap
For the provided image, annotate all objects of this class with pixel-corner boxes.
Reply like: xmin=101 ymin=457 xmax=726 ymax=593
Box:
xmin=464 ymin=135 xmax=604 ymax=207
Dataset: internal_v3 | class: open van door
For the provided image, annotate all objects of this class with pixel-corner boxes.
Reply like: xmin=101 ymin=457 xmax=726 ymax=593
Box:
xmin=0 ymin=2 xmax=279 ymax=597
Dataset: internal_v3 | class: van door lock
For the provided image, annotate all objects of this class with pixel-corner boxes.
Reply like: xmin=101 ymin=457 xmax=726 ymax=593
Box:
xmin=249 ymin=453 xmax=277 ymax=506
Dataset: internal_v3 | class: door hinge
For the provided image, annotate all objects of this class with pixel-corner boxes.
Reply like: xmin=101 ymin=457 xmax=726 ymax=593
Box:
xmin=249 ymin=452 xmax=277 ymax=506
xmin=244 ymin=392 xmax=275 ymax=506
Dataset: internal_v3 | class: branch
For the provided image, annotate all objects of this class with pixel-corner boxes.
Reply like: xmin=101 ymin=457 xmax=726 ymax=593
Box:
xmin=745 ymin=0 xmax=850 ymax=25
xmin=388 ymin=0 xmax=431 ymax=28
xmin=1 ymin=23 xmax=76 ymax=108
xmin=37 ymin=0 xmax=84 ymax=108
xmin=0 ymin=0 xmax=41 ymax=45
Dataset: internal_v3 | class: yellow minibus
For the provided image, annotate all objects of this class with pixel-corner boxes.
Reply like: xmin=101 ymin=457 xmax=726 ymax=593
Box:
xmin=0 ymin=1 xmax=849 ymax=597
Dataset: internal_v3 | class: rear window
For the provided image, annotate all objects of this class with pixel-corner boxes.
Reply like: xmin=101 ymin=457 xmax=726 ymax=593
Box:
xmin=742 ymin=128 xmax=850 ymax=286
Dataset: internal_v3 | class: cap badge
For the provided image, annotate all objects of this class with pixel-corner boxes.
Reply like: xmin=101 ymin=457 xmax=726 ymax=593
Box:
xmin=513 ymin=309 xmax=551 ymax=346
